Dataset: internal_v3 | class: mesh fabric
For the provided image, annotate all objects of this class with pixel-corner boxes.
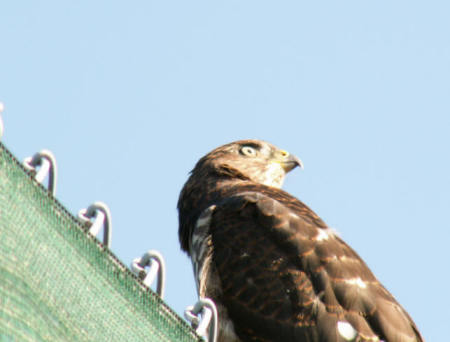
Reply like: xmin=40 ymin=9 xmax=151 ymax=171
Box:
xmin=0 ymin=142 xmax=200 ymax=342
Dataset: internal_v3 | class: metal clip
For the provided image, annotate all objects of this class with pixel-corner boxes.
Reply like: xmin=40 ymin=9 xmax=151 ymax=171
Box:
xmin=23 ymin=149 xmax=58 ymax=196
xmin=185 ymin=298 xmax=218 ymax=342
xmin=78 ymin=202 xmax=112 ymax=248
xmin=130 ymin=250 xmax=166 ymax=299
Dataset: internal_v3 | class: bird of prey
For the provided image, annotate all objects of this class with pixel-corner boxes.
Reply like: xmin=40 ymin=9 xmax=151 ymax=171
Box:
xmin=178 ymin=139 xmax=423 ymax=342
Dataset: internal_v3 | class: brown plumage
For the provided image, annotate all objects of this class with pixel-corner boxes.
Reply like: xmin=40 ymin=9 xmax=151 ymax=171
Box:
xmin=178 ymin=139 xmax=423 ymax=342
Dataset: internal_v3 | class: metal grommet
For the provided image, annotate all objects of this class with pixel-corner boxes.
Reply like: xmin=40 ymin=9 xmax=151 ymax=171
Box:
xmin=78 ymin=201 xmax=112 ymax=248
xmin=131 ymin=250 xmax=166 ymax=299
xmin=23 ymin=149 xmax=58 ymax=196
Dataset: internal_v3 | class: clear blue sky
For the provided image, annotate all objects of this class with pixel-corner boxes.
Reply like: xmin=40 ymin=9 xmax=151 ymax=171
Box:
xmin=1 ymin=2 xmax=448 ymax=340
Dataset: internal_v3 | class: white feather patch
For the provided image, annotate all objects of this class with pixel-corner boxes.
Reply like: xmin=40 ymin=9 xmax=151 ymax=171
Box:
xmin=316 ymin=228 xmax=332 ymax=241
xmin=345 ymin=277 xmax=367 ymax=289
xmin=337 ymin=321 xmax=358 ymax=340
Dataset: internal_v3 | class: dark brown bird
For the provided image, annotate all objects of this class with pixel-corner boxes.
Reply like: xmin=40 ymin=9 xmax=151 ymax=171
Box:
xmin=178 ymin=139 xmax=423 ymax=342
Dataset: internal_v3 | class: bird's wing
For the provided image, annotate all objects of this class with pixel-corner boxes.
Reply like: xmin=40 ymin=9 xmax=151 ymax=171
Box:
xmin=204 ymin=190 xmax=422 ymax=342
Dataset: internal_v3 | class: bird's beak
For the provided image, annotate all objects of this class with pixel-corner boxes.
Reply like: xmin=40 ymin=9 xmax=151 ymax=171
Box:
xmin=274 ymin=150 xmax=304 ymax=172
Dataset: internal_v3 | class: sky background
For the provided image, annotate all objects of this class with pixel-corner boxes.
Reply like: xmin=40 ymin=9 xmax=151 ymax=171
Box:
xmin=1 ymin=1 xmax=449 ymax=340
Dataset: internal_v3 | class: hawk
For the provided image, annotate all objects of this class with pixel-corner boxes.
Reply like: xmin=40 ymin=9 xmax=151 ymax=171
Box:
xmin=178 ymin=139 xmax=423 ymax=342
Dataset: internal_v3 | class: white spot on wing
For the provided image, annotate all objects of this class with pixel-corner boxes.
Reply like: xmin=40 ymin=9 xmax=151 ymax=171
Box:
xmin=345 ymin=277 xmax=367 ymax=289
xmin=289 ymin=212 xmax=299 ymax=219
xmin=316 ymin=228 xmax=331 ymax=241
xmin=337 ymin=321 xmax=358 ymax=340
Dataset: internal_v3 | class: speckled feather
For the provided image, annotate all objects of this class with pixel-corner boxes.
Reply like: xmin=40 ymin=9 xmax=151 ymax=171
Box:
xmin=178 ymin=140 xmax=423 ymax=342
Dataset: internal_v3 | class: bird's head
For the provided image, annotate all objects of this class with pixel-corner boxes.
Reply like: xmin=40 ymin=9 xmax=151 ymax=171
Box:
xmin=192 ymin=139 xmax=303 ymax=188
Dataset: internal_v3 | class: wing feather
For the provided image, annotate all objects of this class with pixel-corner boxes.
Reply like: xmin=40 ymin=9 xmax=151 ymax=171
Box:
xmin=205 ymin=190 xmax=422 ymax=342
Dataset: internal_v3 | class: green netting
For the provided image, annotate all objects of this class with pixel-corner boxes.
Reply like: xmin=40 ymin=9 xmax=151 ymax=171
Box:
xmin=0 ymin=142 xmax=201 ymax=342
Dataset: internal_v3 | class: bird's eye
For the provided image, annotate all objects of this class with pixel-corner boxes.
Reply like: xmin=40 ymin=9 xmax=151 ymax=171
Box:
xmin=240 ymin=146 xmax=257 ymax=157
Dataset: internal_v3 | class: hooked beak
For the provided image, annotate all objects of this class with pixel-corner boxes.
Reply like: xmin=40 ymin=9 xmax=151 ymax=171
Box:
xmin=281 ymin=154 xmax=303 ymax=172
xmin=273 ymin=150 xmax=304 ymax=172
